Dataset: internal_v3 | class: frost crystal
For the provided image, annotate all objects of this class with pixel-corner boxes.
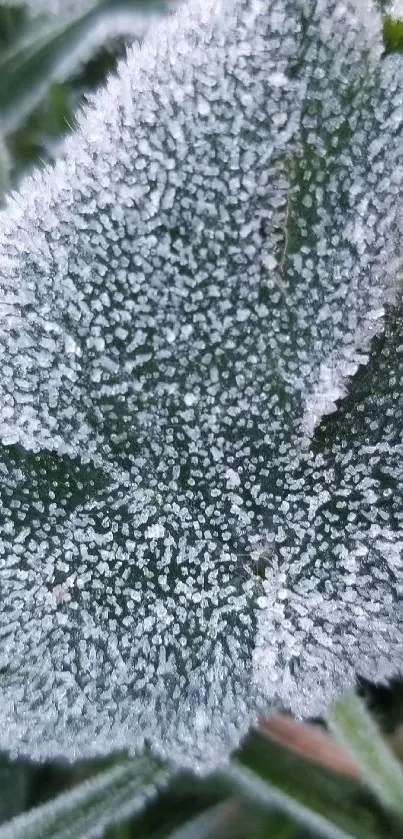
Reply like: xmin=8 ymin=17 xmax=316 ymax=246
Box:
xmin=254 ymin=309 xmax=403 ymax=716
xmin=0 ymin=0 xmax=403 ymax=769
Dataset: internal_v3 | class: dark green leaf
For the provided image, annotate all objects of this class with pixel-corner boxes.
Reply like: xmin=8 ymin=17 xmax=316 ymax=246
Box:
xmin=0 ymin=758 xmax=28 ymax=824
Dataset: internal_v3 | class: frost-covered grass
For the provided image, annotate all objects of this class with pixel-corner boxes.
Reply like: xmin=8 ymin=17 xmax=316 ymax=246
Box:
xmin=1 ymin=0 xmax=403 ymax=837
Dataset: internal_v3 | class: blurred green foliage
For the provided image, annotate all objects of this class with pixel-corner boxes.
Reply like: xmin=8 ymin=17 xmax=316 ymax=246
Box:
xmin=383 ymin=15 xmax=403 ymax=53
xmin=0 ymin=0 xmax=166 ymax=188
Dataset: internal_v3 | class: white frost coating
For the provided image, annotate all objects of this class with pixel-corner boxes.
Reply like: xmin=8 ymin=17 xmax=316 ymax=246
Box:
xmin=386 ymin=1 xmax=403 ymax=16
xmin=0 ymin=0 xmax=403 ymax=769
xmin=254 ymin=310 xmax=403 ymax=717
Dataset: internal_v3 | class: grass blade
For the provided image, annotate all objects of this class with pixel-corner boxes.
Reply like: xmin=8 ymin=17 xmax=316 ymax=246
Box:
xmin=223 ymin=761 xmax=356 ymax=839
xmin=0 ymin=2 xmax=168 ymax=133
xmin=0 ymin=754 xmax=173 ymax=839
xmin=227 ymin=727 xmax=401 ymax=839
xmin=327 ymin=693 xmax=403 ymax=820
xmin=163 ymin=801 xmax=235 ymax=839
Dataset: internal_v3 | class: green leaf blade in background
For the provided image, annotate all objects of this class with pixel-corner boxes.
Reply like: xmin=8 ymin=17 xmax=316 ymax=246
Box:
xmin=228 ymin=729 xmax=401 ymax=839
xmin=0 ymin=0 xmax=170 ymax=188
xmin=161 ymin=801 xmax=235 ymax=839
xmin=0 ymin=754 xmax=173 ymax=839
xmin=0 ymin=759 xmax=28 ymax=824
xmin=328 ymin=695 xmax=403 ymax=820
xmin=0 ymin=1 xmax=169 ymax=135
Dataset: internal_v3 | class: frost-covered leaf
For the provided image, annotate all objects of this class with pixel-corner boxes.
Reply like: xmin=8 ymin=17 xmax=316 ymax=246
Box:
xmin=254 ymin=305 xmax=403 ymax=716
xmin=0 ymin=754 xmax=171 ymax=839
xmin=0 ymin=0 xmax=403 ymax=770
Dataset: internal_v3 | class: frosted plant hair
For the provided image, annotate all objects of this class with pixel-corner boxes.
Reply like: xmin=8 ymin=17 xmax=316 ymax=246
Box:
xmin=0 ymin=0 xmax=403 ymax=770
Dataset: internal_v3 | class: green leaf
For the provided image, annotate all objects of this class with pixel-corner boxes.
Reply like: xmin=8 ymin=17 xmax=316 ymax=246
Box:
xmin=223 ymin=729 xmax=400 ymax=839
xmin=225 ymin=762 xmax=355 ymax=839
xmin=122 ymin=773 xmax=297 ymax=839
xmin=0 ymin=758 xmax=27 ymax=823
xmin=0 ymin=754 xmax=173 ymax=839
xmin=328 ymin=694 xmax=403 ymax=820
xmin=383 ymin=15 xmax=403 ymax=53
xmin=160 ymin=799 xmax=296 ymax=839
xmin=0 ymin=5 xmax=27 ymax=49
xmin=162 ymin=801 xmax=234 ymax=839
